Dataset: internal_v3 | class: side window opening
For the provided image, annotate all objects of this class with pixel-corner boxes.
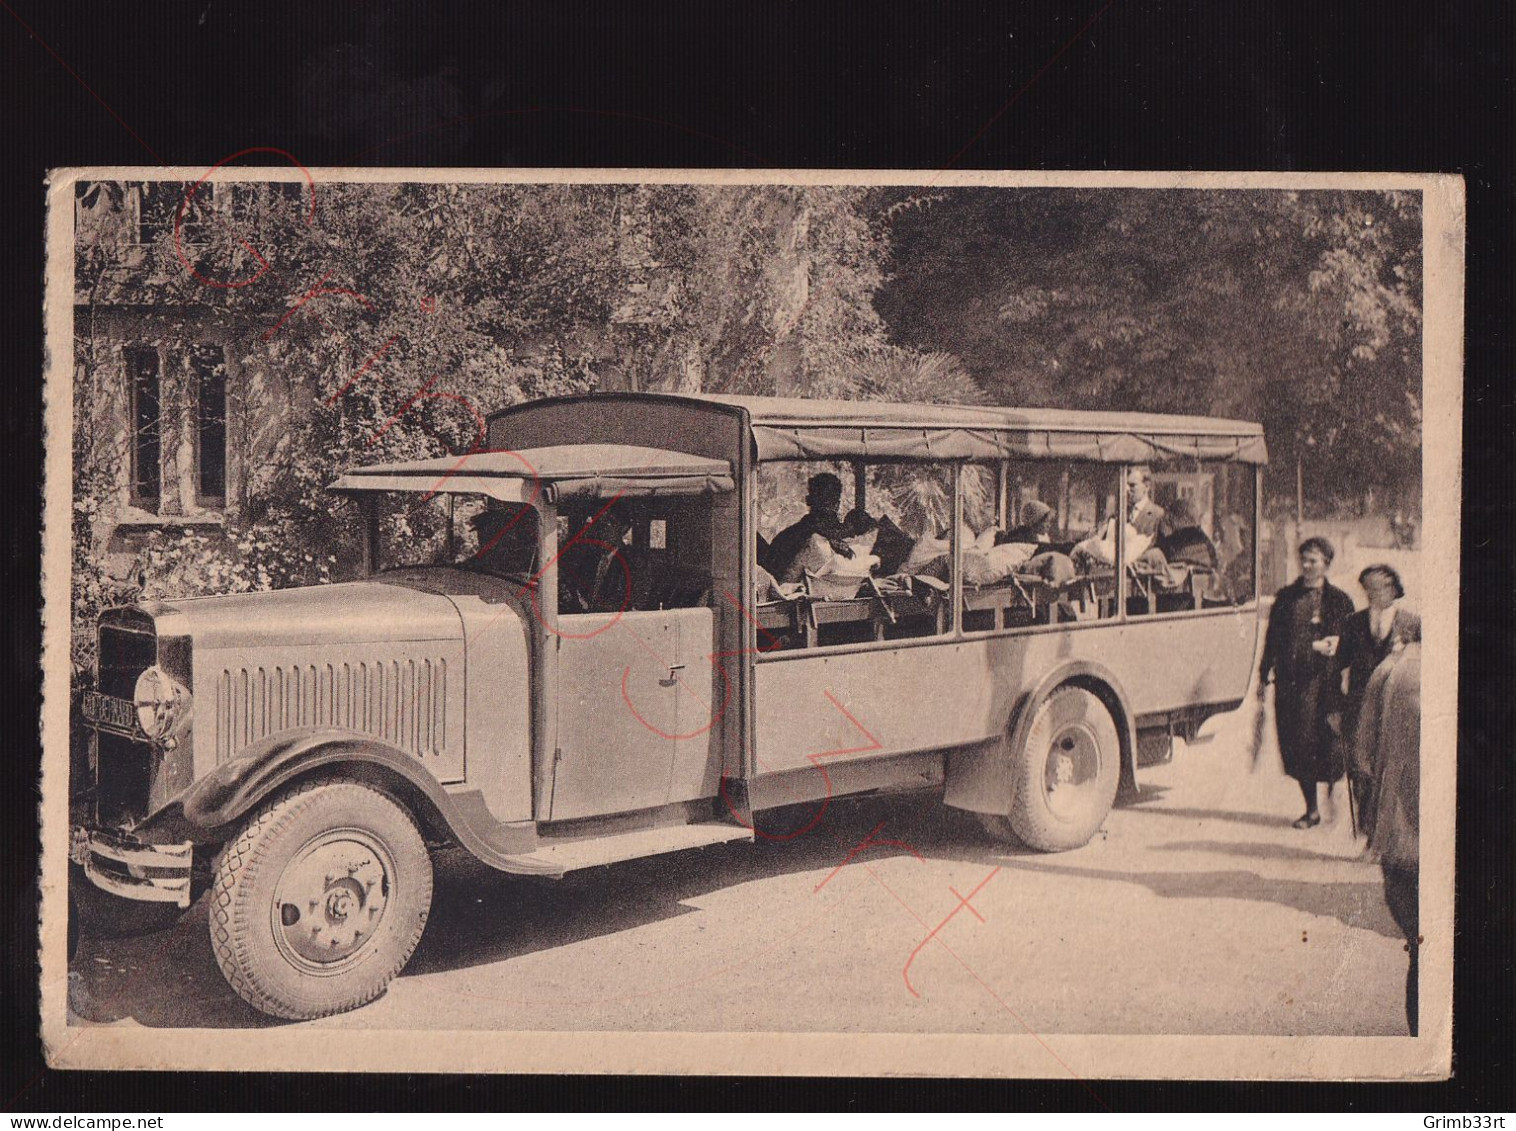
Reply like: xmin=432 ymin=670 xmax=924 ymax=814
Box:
xmin=1125 ymin=459 xmax=1256 ymax=614
xmin=557 ymin=498 xmax=714 ymax=615
xmin=754 ymin=460 xmax=959 ymax=650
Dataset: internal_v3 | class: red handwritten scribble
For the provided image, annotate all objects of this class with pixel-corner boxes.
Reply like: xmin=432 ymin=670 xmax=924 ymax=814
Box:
xmin=901 ymin=866 xmax=1002 ymax=998
xmin=515 ymin=493 xmax=634 ymax=641
xmin=263 ymin=270 xmax=375 ymax=341
xmin=719 ymin=689 xmax=883 ymax=842
xmin=326 ymin=334 xmax=401 ymax=404
xmin=615 ymin=585 xmax=786 ymax=744
xmin=813 ymin=821 xmax=925 ymax=893
xmin=174 ymin=148 xmax=315 ymax=290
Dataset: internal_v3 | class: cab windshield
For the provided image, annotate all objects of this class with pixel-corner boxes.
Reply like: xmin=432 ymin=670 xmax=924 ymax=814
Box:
xmin=371 ymin=491 xmax=540 ymax=580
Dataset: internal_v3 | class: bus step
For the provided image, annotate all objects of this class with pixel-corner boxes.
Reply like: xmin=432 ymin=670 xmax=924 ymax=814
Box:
xmin=513 ymin=821 xmax=754 ymax=876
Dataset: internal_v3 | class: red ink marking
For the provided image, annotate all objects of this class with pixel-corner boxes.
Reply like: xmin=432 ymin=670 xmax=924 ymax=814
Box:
xmin=618 ymin=586 xmax=789 ymax=743
xmin=367 ymin=374 xmax=442 ymax=445
xmin=901 ymin=867 xmax=1002 ymax=998
xmin=527 ymin=536 xmax=633 ymax=640
xmin=453 ymin=448 xmax=544 ymax=517
xmin=619 ymin=660 xmax=733 ymax=742
xmin=264 ymin=270 xmax=375 ymax=341
xmin=719 ymin=689 xmax=883 ymax=841
xmin=326 ymin=335 xmax=400 ymax=404
xmin=175 ymin=148 xmax=315 ymax=290
xmin=814 ymin=821 xmax=925 ymax=893
xmin=514 ymin=494 xmax=635 ymax=641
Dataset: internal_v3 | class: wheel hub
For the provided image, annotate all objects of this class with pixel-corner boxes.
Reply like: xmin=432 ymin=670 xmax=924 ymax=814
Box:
xmin=1044 ymin=723 xmax=1101 ymax=820
xmin=272 ymin=833 xmax=392 ymax=970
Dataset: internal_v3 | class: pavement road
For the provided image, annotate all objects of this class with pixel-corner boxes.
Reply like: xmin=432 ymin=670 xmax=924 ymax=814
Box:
xmin=67 ymin=696 xmax=1410 ymax=1038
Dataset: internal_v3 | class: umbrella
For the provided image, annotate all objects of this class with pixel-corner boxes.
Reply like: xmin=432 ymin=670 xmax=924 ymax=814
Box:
xmin=1247 ymin=685 xmax=1269 ymax=770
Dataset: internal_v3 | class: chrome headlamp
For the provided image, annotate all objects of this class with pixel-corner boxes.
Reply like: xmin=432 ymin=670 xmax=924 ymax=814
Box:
xmin=133 ymin=665 xmax=192 ymax=747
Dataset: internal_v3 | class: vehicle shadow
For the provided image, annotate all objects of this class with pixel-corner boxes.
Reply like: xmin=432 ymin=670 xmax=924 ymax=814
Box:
xmin=1120 ymin=803 xmax=1298 ymax=830
xmin=996 ymin=858 xmax=1401 ymax=939
xmin=67 ymin=793 xmax=1030 ymax=1028
xmin=1156 ymin=838 xmax=1368 ymax=865
xmin=405 ymin=795 xmax=1040 ymax=978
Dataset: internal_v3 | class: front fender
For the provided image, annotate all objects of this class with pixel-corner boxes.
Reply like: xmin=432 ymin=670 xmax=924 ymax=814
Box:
xmin=136 ymin=727 xmax=547 ymax=872
xmin=944 ymin=658 xmax=1140 ymax=816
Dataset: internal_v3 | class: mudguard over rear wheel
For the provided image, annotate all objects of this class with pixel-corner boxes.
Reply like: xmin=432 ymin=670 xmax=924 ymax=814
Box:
xmin=209 ymin=777 xmax=433 ymax=1020
xmin=979 ymin=686 xmax=1121 ymax=852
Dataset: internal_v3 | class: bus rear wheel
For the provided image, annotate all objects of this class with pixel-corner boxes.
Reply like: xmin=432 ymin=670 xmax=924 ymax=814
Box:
xmin=980 ymin=686 xmax=1120 ymax=852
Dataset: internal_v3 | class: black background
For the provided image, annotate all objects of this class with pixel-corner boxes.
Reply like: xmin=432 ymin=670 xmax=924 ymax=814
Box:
xmin=3 ymin=0 xmax=1510 ymax=1112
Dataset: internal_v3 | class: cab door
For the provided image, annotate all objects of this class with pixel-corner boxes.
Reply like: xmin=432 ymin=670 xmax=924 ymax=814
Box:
xmin=550 ymin=610 xmax=678 ymax=820
xmin=550 ymin=606 xmax=721 ymax=821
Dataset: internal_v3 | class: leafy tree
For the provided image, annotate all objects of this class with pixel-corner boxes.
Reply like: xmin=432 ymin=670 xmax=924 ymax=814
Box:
xmin=874 ymin=188 xmax=1422 ymax=516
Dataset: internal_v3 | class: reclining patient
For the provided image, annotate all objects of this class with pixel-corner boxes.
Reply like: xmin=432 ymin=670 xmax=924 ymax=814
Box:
xmin=1072 ymin=465 xmax=1165 ymax=570
xmin=903 ymin=500 xmax=1076 ymax=588
xmin=969 ymin=500 xmax=1075 ymax=584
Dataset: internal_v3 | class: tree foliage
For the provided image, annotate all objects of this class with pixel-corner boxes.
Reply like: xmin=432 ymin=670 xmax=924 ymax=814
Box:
xmin=873 ymin=188 xmax=1422 ymax=514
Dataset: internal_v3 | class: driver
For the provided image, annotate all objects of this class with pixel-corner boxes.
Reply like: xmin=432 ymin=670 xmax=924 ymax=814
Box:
xmin=559 ymin=503 xmax=642 ymax=613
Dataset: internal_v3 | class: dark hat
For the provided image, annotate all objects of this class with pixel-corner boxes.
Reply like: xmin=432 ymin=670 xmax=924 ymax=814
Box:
xmin=1020 ymin=500 xmax=1053 ymax=529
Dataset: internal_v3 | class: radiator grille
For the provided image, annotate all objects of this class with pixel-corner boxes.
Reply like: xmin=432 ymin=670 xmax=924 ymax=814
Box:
xmin=96 ymin=730 xmax=157 ymax=827
xmin=215 ymin=658 xmax=449 ymax=763
xmin=98 ymin=627 xmax=156 ymax=699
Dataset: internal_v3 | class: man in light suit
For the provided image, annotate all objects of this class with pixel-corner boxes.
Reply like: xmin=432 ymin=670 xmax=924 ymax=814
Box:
xmin=1125 ymin=465 xmax=1166 ymax=538
xmin=1073 ymin=465 xmax=1166 ymax=567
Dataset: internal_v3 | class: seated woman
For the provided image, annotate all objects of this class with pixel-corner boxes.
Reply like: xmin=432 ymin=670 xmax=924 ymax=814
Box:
xmin=996 ymin=499 xmax=1055 ymax=547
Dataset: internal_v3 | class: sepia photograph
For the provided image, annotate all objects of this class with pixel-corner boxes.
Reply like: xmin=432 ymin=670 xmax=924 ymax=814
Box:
xmin=38 ymin=168 xmax=1462 ymax=1079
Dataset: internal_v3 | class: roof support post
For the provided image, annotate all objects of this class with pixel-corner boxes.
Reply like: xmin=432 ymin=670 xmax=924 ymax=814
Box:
xmin=950 ymin=463 xmax=964 ymax=639
xmin=1116 ymin=468 xmax=1128 ymax=621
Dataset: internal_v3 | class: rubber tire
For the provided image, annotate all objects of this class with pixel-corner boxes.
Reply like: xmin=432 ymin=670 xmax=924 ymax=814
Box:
xmin=979 ymin=686 xmax=1121 ymax=852
xmin=209 ymin=777 xmax=432 ymax=1020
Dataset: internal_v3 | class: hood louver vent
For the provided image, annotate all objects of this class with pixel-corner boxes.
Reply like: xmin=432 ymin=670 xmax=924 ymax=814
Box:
xmin=215 ymin=656 xmax=453 ymax=768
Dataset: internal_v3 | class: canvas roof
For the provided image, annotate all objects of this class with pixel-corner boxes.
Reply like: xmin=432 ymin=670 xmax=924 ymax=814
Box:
xmin=330 ymin=444 xmax=735 ymax=503
xmin=679 ymin=394 xmax=1269 ymax=464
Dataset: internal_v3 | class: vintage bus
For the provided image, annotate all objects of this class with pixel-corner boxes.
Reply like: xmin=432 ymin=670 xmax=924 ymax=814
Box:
xmin=73 ymin=393 xmax=1265 ymax=1019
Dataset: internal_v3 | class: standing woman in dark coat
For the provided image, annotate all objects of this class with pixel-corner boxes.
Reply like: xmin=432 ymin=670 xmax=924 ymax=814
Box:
xmin=1257 ymin=537 xmax=1357 ymax=828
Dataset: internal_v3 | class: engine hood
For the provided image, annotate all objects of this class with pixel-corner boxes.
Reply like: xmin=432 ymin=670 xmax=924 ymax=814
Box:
xmin=142 ymin=576 xmax=469 ymax=650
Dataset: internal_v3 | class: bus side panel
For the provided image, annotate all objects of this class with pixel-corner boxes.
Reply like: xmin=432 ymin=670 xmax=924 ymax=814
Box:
xmin=752 ymin=610 xmax=1259 ymax=786
xmin=752 ymin=640 xmax=1027 ymax=776
xmin=1114 ymin=610 xmax=1261 ymax=717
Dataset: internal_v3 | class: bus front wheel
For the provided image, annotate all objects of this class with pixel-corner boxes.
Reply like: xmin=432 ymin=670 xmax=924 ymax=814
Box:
xmin=980 ymin=686 xmax=1120 ymax=852
xmin=208 ymin=777 xmax=433 ymax=1020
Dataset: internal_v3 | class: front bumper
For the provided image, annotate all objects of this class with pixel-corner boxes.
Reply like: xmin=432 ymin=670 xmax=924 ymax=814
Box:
xmin=70 ymin=826 xmax=193 ymax=908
